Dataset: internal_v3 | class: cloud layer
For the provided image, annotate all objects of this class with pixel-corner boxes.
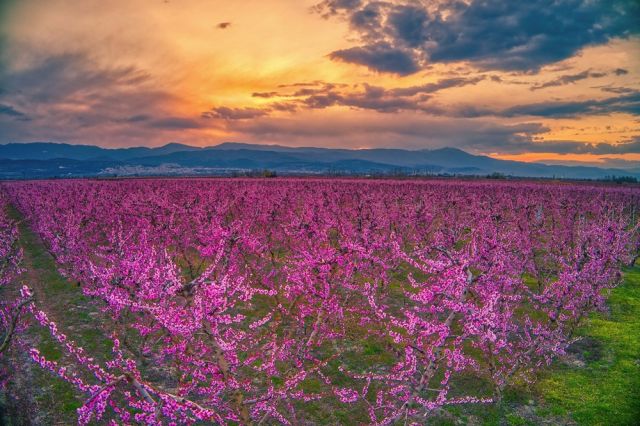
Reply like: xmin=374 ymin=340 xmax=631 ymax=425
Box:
xmin=316 ymin=0 xmax=640 ymax=73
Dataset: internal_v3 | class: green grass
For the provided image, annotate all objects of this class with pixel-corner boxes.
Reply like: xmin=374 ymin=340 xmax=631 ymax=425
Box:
xmin=536 ymin=265 xmax=640 ymax=425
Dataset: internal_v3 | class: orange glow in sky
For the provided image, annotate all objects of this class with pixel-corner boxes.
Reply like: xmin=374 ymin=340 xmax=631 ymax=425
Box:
xmin=0 ymin=0 xmax=638 ymax=168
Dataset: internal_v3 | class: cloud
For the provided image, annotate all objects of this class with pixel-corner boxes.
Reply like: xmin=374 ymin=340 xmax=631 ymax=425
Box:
xmin=232 ymin=115 xmax=635 ymax=156
xmin=389 ymin=76 xmax=486 ymax=96
xmin=252 ymin=91 xmax=280 ymax=98
xmin=598 ymin=86 xmax=637 ymax=95
xmin=0 ymin=52 xmax=190 ymax=146
xmin=506 ymin=138 xmax=640 ymax=155
xmin=329 ymin=42 xmax=419 ymax=75
xmin=0 ymin=53 xmax=151 ymax=104
xmin=614 ymin=68 xmax=629 ymax=76
xmin=415 ymin=92 xmax=640 ymax=118
xmin=111 ymin=114 xmax=201 ymax=130
xmin=201 ymin=106 xmax=269 ymax=120
xmin=303 ymin=84 xmax=424 ymax=112
xmin=500 ymin=92 xmax=640 ymax=118
xmin=530 ymin=69 xmax=608 ymax=91
xmin=247 ymin=80 xmax=639 ymax=119
xmin=277 ymin=81 xmax=325 ymax=88
xmin=230 ymin=113 xmax=551 ymax=152
xmin=149 ymin=117 xmax=202 ymax=129
xmin=217 ymin=22 xmax=231 ymax=29
xmin=0 ymin=103 xmax=29 ymax=121
xmin=315 ymin=0 xmax=640 ymax=73
xmin=121 ymin=114 xmax=150 ymax=123
xmin=244 ymin=77 xmax=486 ymax=114
xmin=313 ymin=0 xmax=362 ymax=17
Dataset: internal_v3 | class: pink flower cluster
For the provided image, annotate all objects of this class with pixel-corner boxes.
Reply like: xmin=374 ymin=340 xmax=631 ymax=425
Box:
xmin=2 ymin=178 xmax=639 ymax=424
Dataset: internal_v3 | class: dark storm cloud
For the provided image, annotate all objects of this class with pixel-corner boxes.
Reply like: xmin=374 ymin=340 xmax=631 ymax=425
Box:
xmin=329 ymin=42 xmax=420 ymax=75
xmin=315 ymin=0 xmax=640 ymax=73
xmin=387 ymin=4 xmax=429 ymax=48
xmin=530 ymin=70 xmax=608 ymax=91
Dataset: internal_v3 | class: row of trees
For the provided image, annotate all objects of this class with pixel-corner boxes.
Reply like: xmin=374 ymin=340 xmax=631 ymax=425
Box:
xmin=1 ymin=179 xmax=639 ymax=424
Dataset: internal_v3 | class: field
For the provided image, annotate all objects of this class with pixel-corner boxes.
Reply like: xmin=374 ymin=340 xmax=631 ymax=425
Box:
xmin=0 ymin=178 xmax=639 ymax=425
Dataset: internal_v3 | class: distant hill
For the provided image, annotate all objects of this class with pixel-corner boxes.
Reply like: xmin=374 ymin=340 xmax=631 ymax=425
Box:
xmin=0 ymin=141 xmax=638 ymax=180
xmin=0 ymin=142 xmax=200 ymax=161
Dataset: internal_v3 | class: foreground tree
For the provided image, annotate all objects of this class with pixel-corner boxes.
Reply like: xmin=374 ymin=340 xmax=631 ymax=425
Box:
xmin=0 ymin=190 xmax=29 ymax=391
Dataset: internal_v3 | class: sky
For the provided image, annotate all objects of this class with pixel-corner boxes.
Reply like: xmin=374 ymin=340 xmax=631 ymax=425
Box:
xmin=0 ymin=0 xmax=639 ymax=167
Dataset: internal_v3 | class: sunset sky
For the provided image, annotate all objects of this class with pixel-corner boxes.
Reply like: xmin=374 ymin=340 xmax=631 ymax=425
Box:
xmin=0 ymin=0 xmax=639 ymax=166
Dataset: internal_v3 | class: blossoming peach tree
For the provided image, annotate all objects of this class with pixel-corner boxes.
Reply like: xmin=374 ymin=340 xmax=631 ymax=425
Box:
xmin=1 ymin=179 xmax=638 ymax=424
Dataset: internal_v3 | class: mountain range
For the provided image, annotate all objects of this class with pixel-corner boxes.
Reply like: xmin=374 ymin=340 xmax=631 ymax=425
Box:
xmin=0 ymin=142 xmax=638 ymax=180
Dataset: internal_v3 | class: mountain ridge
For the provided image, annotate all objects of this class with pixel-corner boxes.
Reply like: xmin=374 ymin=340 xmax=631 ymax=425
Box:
xmin=0 ymin=141 xmax=637 ymax=180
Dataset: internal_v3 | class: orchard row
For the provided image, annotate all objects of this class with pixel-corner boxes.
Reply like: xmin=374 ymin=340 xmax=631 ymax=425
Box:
xmin=1 ymin=179 xmax=639 ymax=425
